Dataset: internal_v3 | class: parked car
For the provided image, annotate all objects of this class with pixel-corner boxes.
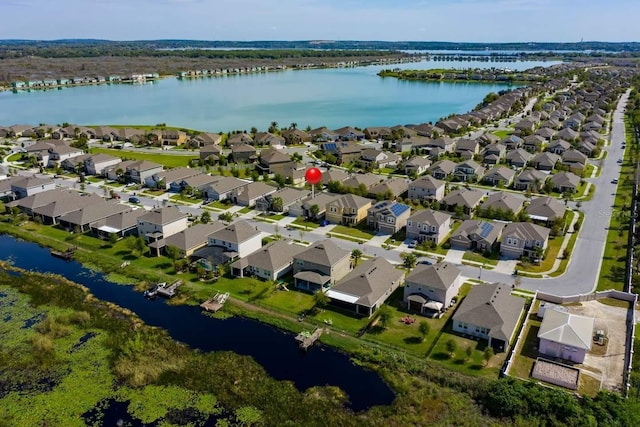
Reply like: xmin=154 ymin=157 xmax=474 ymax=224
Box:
xmin=128 ymin=196 xmax=140 ymax=203
xmin=408 ymin=240 xmax=418 ymax=248
xmin=319 ymin=219 xmax=330 ymax=227
xmin=611 ymin=179 xmax=619 ymax=184
xmin=617 ymin=159 xmax=623 ymax=164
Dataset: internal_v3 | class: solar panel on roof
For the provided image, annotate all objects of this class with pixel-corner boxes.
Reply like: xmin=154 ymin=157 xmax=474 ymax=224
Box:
xmin=479 ymin=222 xmax=493 ymax=238
xmin=390 ymin=203 xmax=410 ymax=217
xmin=324 ymin=143 xmax=337 ymax=151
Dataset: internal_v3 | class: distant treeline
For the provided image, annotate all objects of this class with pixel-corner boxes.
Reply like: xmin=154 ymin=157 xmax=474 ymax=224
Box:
xmin=1 ymin=39 xmax=639 ymax=54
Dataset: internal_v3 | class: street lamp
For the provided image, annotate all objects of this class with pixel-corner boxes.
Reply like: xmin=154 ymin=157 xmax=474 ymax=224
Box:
xmin=478 ymin=264 xmax=484 ymax=281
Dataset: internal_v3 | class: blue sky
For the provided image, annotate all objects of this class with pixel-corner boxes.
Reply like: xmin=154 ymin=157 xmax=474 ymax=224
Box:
xmin=1 ymin=0 xmax=638 ymax=42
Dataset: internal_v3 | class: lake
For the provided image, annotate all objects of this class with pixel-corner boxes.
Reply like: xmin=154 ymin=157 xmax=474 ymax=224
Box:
xmin=0 ymin=234 xmax=394 ymax=412
xmin=0 ymin=58 xmax=559 ymax=133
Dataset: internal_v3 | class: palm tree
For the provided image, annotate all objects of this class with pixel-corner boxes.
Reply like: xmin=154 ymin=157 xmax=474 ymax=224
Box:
xmin=289 ymin=122 xmax=298 ymax=130
xmin=309 ymin=204 xmax=320 ymax=220
xmin=351 ymin=249 xmax=363 ymax=267
xmin=377 ymin=305 xmax=393 ymax=329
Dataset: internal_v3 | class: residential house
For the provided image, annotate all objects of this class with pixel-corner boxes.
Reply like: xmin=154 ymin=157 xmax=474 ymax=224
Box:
xmin=455 ymin=138 xmax=480 ymax=159
xmin=169 ymin=174 xmax=218 ymax=194
xmin=0 ymin=176 xmax=21 ymax=201
xmin=10 ymin=176 xmax=56 ymax=199
xmin=429 ymin=136 xmax=456 ymax=153
xmin=146 ymin=167 xmax=200 ymax=190
xmin=452 ymin=282 xmax=525 ymax=352
xmin=406 ymin=209 xmax=452 ymax=245
xmin=8 ymin=188 xmax=73 ymax=216
xmin=336 ymin=141 xmax=364 ymax=164
xmin=325 ymin=194 xmax=372 ymax=225
xmin=514 ymin=169 xmax=547 ymax=191
xmin=556 ymin=127 xmax=579 ymax=141
xmin=309 ymin=127 xmax=338 ymax=142
xmin=500 ymin=222 xmax=550 ymax=261
xmin=190 ymin=132 xmax=222 ymax=147
xmin=450 ymin=220 xmax=503 ymax=252
xmin=227 ymin=133 xmax=254 ymax=146
xmin=232 ymin=182 xmax=277 ymax=207
xmin=255 ymin=187 xmax=309 ymax=213
xmin=479 ymin=192 xmax=525 ymax=217
xmin=453 ymin=160 xmax=485 ymax=182
xmin=321 ymin=169 xmax=350 ymax=186
xmin=408 ymin=175 xmax=446 ymax=202
xmin=46 ymin=144 xmax=85 ymax=168
xmin=537 ymin=307 xmax=594 ymax=364
xmin=358 ymin=149 xmax=399 ymax=169
xmin=125 ymin=160 xmax=163 ymax=184
xmin=288 ymin=192 xmax=339 ymax=219
xmin=60 ymin=154 xmax=91 ymax=173
xmin=429 ymin=159 xmax=457 ymax=180
xmin=523 ymin=135 xmax=546 ymax=153
xmin=404 ymin=156 xmax=431 ymax=176
xmin=561 ymin=149 xmax=588 ymax=171
xmin=85 ymin=154 xmax=121 ymax=176
xmin=515 ymin=119 xmax=537 ymax=133
xmin=327 ymin=257 xmax=404 ymax=317
xmin=525 ymin=196 xmax=566 ymax=224
xmin=483 ymin=166 xmax=516 ymax=187
xmin=404 ymin=262 xmax=463 ymax=312
xmin=481 ymin=143 xmax=507 ymax=165
xmin=230 ymin=143 xmax=257 ymax=163
xmin=257 ymin=148 xmax=294 ymax=175
xmin=293 ymin=240 xmax=351 ymax=292
xmin=363 ymin=126 xmax=392 ymax=140
xmin=199 ymin=145 xmax=222 ymax=163
xmin=535 ymin=127 xmax=557 ymax=140
xmin=161 ymin=130 xmax=188 ymax=146
xmin=366 ymin=200 xmax=411 ymax=234
xmin=206 ymin=219 xmax=262 ymax=258
xmin=32 ymin=192 xmax=104 ymax=225
xmin=334 ymin=126 xmax=365 ymax=141
xmin=253 ymin=132 xmax=285 ymax=147
xmin=506 ymin=148 xmax=533 ymax=169
xmin=531 ymin=152 xmax=560 ymax=171
xmin=230 ymin=240 xmax=306 ymax=280
xmin=149 ymin=222 xmax=226 ymax=257
xmin=281 ymin=128 xmax=311 ymax=144
xmin=577 ymin=141 xmax=596 ymax=157
xmin=500 ymin=134 xmax=524 ymax=150
xmin=549 ymin=171 xmax=581 ymax=193
xmin=369 ymin=177 xmax=409 ymax=199
xmin=547 ymin=139 xmax=572 ymax=155
xmin=136 ymin=206 xmax=189 ymax=243
xmin=90 ymin=209 xmax=147 ymax=240
xmin=200 ymin=176 xmax=248 ymax=201
xmin=58 ymin=199 xmax=131 ymax=233
xmin=341 ymin=173 xmax=381 ymax=193
xmin=440 ymin=188 xmax=485 ymax=215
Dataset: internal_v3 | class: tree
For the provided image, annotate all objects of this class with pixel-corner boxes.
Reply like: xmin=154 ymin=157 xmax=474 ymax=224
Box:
xmin=108 ymin=233 xmax=118 ymax=246
xmin=351 ymin=249 xmax=363 ymax=267
xmin=309 ymin=204 xmax=320 ymax=219
xmin=445 ymin=339 xmax=457 ymax=358
xmin=274 ymin=174 xmax=286 ymax=188
xmin=483 ymin=346 xmax=495 ymax=366
xmin=400 ymin=252 xmax=417 ymax=270
xmin=271 ymin=196 xmax=283 ymax=212
xmin=377 ymin=305 xmax=393 ymax=329
xmin=132 ymin=236 xmax=148 ymax=257
xmin=268 ymin=121 xmax=279 ymax=133
xmin=465 ymin=345 xmax=473 ymax=362
xmin=313 ymin=289 xmax=329 ymax=307
xmin=200 ymin=210 xmax=211 ymax=224
xmin=289 ymin=122 xmax=298 ymax=130
xmin=219 ymin=212 xmax=234 ymax=224
xmin=418 ymin=320 xmax=430 ymax=342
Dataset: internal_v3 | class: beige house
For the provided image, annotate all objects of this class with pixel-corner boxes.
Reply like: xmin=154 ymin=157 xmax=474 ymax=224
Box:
xmin=408 ymin=175 xmax=445 ymax=202
xmin=366 ymin=201 xmax=411 ymax=234
xmin=149 ymin=222 xmax=226 ymax=257
xmin=137 ymin=206 xmax=189 ymax=243
xmin=206 ymin=219 xmax=263 ymax=258
xmin=406 ymin=209 xmax=452 ymax=245
xmin=325 ymin=194 xmax=372 ymax=225
xmin=230 ymin=240 xmax=306 ymax=281
xmin=404 ymin=262 xmax=463 ymax=312
xmin=500 ymin=222 xmax=550 ymax=261
xmin=537 ymin=307 xmax=594 ymax=364
xmin=293 ymin=240 xmax=351 ymax=292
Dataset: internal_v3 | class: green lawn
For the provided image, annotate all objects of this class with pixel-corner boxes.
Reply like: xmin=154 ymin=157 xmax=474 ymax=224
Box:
xmin=209 ymin=200 xmax=233 ymax=210
xmin=492 ymin=129 xmax=513 ymax=139
xmin=509 ymin=312 xmax=542 ymax=380
xmin=169 ymin=194 xmax=200 ymax=204
xmin=330 ymin=224 xmax=375 ymax=240
xmin=238 ymin=207 xmax=253 ymax=214
xmin=89 ymin=147 xmax=197 ymax=168
xmin=462 ymin=250 xmax=499 ymax=266
xmin=291 ymin=217 xmax=320 ymax=229
xmin=7 ymin=152 xmax=23 ymax=162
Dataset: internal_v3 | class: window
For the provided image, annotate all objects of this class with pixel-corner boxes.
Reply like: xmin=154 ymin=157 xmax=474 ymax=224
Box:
xmin=387 ymin=217 xmax=395 ymax=223
xmin=407 ymin=221 xmax=412 ymax=227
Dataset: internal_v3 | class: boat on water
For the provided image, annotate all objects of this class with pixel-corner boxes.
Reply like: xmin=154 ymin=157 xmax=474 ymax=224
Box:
xmin=143 ymin=282 xmax=165 ymax=299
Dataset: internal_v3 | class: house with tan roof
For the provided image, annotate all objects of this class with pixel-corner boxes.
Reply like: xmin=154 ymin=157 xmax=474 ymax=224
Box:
xmin=146 ymin=167 xmax=201 ymax=190
xmin=366 ymin=200 xmax=411 ymax=234
xmin=199 ymin=145 xmax=222 ymax=163
xmin=526 ymin=196 xmax=566 ymax=224
xmin=549 ymin=171 xmax=581 ymax=193
xmin=58 ymin=199 xmax=131 ymax=232
xmin=230 ymin=143 xmax=257 ymax=163
xmin=483 ymin=166 xmax=516 ymax=187
xmin=369 ymin=177 xmax=408 ymax=199
xmin=406 ymin=209 xmax=452 ymax=245
xmin=514 ymin=169 xmax=547 ymax=191
xmin=325 ymin=193 xmax=372 ymax=225
xmin=10 ymin=176 xmax=56 ymax=199
xmin=479 ymin=192 xmax=525 ymax=217
xmin=200 ymin=176 xmax=248 ymax=201
xmin=33 ymin=192 xmax=105 ymax=225
xmin=190 ymin=132 xmax=222 ymax=147
xmin=450 ymin=219 xmax=503 ymax=252
xmin=408 ymin=175 xmax=445 ymax=202
xmin=253 ymin=132 xmax=285 ymax=147
xmin=90 ymin=209 xmax=147 ymax=240
xmin=293 ymin=240 xmax=351 ymax=292
xmin=227 ymin=132 xmax=254 ymax=146
xmin=257 ymin=148 xmax=294 ymax=175
xmin=231 ymin=240 xmax=306 ymax=280
xmin=288 ymin=192 xmax=340 ymax=220
xmin=452 ymin=282 xmax=525 ymax=352
xmin=404 ymin=156 xmax=431 ymax=176
xmin=428 ymin=159 xmax=457 ymax=179
xmin=440 ymin=188 xmax=485 ymax=215
xmin=149 ymin=222 xmax=226 ymax=257
xmin=404 ymin=262 xmax=462 ymax=312
xmin=282 ymin=128 xmax=311 ymax=144
xmin=500 ymin=222 xmax=550 ymax=261
xmin=327 ymin=257 xmax=404 ymax=318
xmin=531 ymin=152 xmax=560 ymax=171
xmin=321 ymin=169 xmax=350 ymax=185
xmin=341 ymin=173 xmax=381 ymax=192
xmin=207 ymin=219 xmax=262 ymax=258
xmin=255 ymin=187 xmax=310 ymax=213
xmin=137 ymin=206 xmax=189 ymax=243
xmin=232 ymin=181 xmax=277 ymax=207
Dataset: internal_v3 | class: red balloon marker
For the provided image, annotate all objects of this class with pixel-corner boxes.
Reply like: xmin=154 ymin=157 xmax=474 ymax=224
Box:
xmin=305 ymin=167 xmax=322 ymax=185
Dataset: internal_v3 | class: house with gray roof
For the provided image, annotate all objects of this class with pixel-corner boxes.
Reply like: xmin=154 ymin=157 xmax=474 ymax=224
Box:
xmin=199 ymin=145 xmax=222 ymax=163
xmin=441 ymin=188 xmax=485 ymax=215
xmin=506 ymin=148 xmax=533 ymax=169
xmin=232 ymin=182 xmax=277 ymax=207
xmin=429 ymin=159 xmax=457 ymax=179
xmin=450 ymin=220 xmax=503 ymax=252
xmin=561 ymin=149 xmax=588 ymax=171
xmin=453 ymin=160 xmax=485 ymax=182
xmin=556 ymin=127 xmax=579 ymax=141
xmin=61 ymin=153 xmax=92 ymax=172
xmin=359 ymin=149 xmax=399 ymax=169
xmin=500 ymin=222 xmax=550 ymax=261
xmin=169 ymin=173 xmax=218 ymax=193
xmin=526 ymin=196 xmax=566 ymax=224
xmin=0 ymin=176 xmax=22 ymax=201
xmin=523 ymin=135 xmax=546 ymax=153
xmin=10 ymin=176 xmax=56 ymax=199
xmin=429 ymin=136 xmax=456 ymax=152
xmin=206 ymin=219 xmax=262 ymax=258
xmin=254 ymin=132 xmax=285 ymax=147
xmin=321 ymin=168 xmax=350 ymax=185
xmin=479 ymin=192 xmax=525 ymax=217
xmin=90 ymin=209 xmax=147 ymax=240
xmin=33 ymin=192 xmax=104 ymax=225
xmin=547 ymin=139 xmax=572 ymax=155
xmin=200 ymin=176 xmax=248 ymax=201
xmin=535 ymin=127 xmax=557 ymax=140
xmin=282 ymin=128 xmax=311 ymax=144
xmin=137 ymin=206 xmax=189 ymax=243
xmin=125 ymin=160 xmax=164 ymax=184
xmin=288 ymin=192 xmax=340 ymax=220
xmin=227 ymin=132 xmax=254 ymax=146
xmin=549 ymin=171 xmax=581 ymax=193
xmin=408 ymin=175 xmax=445 ymax=202
xmin=230 ymin=143 xmax=257 ymax=163
xmin=369 ymin=177 xmax=409 ymax=199
xmin=481 ymin=143 xmax=507 ymax=165
xmin=341 ymin=173 xmax=381 ymax=192
xmin=406 ymin=209 xmax=452 ymax=246
xmin=452 ymin=282 xmax=525 ymax=352
xmin=149 ymin=222 xmax=226 ymax=257
xmin=327 ymin=257 xmax=404 ymax=318
xmin=146 ymin=167 xmax=201 ymax=190
xmin=334 ymin=126 xmax=365 ymax=141
xmin=366 ymin=200 xmax=411 ymax=234
xmin=455 ymin=138 xmax=480 ymax=159
xmin=85 ymin=153 xmax=121 ymax=176
xmin=293 ymin=240 xmax=351 ymax=292
xmin=500 ymin=134 xmax=523 ymax=150
xmin=514 ymin=169 xmax=547 ymax=191
xmin=231 ymin=240 xmax=306 ymax=281
xmin=531 ymin=152 xmax=560 ymax=171
xmin=257 ymin=148 xmax=294 ymax=175
xmin=404 ymin=156 xmax=431 ymax=176
xmin=58 ymin=199 xmax=131 ymax=232
xmin=190 ymin=132 xmax=223 ymax=147
xmin=255 ymin=187 xmax=310 ymax=213
xmin=404 ymin=262 xmax=463 ymax=312
xmin=537 ymin=307 xmax=594 ymax=364
xmin=483 ymin=166 xmax=516 ymax=187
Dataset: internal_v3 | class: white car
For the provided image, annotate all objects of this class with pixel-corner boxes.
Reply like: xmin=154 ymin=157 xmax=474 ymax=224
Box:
xmin=408 ymin=240 xmax=418 ymax=248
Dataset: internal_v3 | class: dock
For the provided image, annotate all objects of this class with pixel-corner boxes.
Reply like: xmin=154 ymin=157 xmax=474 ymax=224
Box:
xmin=50 ymin=246 xmax=76 ymax=261
xmin=200 ymin=292 xmax=230 ymax=312
xmin=156 ymin=280 xmax=182 ymax=298
xmin=295 ymin=327 xmax=324 ymax=350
